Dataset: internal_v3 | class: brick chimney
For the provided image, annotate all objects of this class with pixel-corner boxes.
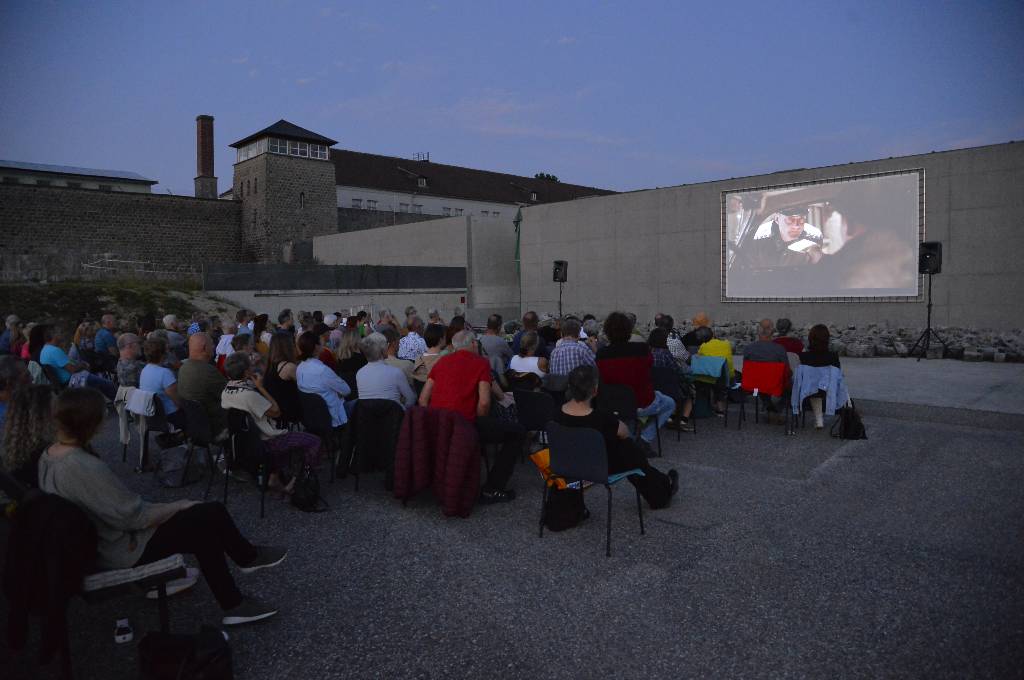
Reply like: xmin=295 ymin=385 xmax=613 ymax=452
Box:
xmin=194 ymin=115 xmax=218 ymax=199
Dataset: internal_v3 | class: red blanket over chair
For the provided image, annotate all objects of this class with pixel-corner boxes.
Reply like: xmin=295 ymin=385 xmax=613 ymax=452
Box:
xmin=740 ymin=361 xmax=787 ymax=397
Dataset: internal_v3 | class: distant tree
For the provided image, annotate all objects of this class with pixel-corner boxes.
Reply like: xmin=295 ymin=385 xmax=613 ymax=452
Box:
xmin=534 ymin=172 xmax=560 ymax=182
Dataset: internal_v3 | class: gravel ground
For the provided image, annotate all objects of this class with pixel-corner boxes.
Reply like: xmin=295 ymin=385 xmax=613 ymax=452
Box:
xmin=3 ymin=405 xmax=1022 ymax=679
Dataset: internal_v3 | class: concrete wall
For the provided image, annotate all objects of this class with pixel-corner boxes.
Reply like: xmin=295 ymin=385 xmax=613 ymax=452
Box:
xmin=519 ymin=142 xmax=1024 ymax=330
xmin=0 ymin=183 xmax=243 ymax=281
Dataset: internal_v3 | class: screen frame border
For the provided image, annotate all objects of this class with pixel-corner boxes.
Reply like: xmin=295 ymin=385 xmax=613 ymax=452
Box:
xmin=720 ymin=167 xmax=925 ymax=303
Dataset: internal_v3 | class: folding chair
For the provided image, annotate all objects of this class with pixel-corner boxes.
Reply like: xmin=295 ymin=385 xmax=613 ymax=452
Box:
xmin=299 ymin=391 xmax=353 ymax=487
xmin=514 ymin=389 xmax=557 ymax=458
xmin=225 ymin=409 xmax=270 ymax=518
xmin=541 ymin=422 xmax=646 ymax=557
xmin=690 ymin=355 xmax=729 ymax=427
xmin=349 ymin=398 xmax=404 ymax=490
xmin=737 ymin=360 xmax=791 ymax=434
xmin=181 ymin=399 xmax=223 ymax=499
xmin=130 ymin=397 xmax=173 ymax=473
xmin=596 ymin=383 xmax=662 ymax=457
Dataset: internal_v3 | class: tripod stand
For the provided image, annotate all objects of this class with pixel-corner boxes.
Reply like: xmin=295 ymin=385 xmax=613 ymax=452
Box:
xmin=907 ymin=271 xmax=946 ymax=361
xmin=557 ymin=281 xmax=563 ymax=318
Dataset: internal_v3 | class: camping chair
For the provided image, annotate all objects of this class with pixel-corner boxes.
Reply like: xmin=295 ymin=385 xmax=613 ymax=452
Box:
xmin=650 ymin=365 xmax=694 ymax=440
xmin=737 ymin=360 xmax=792 ymax=434
xmin=298 ymin=391 xmax=353 ymax=486
xmin=349 ymin=399 xmax=405 ymax=491
xmin=596 ymin=383 xmax=663 ymax=457
xmin=225 ymin=409 xmax=270 ymax=519
xmin=181 ymin=399 xmax=223 ymax=499
xmin=541 ymin=422 xmax=645 ymax=557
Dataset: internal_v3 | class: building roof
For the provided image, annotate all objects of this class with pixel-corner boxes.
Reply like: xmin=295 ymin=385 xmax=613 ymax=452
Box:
xmin=0 ymin=159 xmax=156 ymax=184
xmin=230 ymin=120 xmax=338 ymax=148
xmin=330 ymin=148 xmax=615 ymax=205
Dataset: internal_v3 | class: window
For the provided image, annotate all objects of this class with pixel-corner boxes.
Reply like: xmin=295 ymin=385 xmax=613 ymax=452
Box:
xmin=298 ymin=142 xmax=308 ymax=157
xmin=351 ymin=198 xmax=362 ymax=209
xmin=366 ymin=200 xmax=377 ymax=210
xmin=399 ymin=203 xmax=409 ymax=212
xmin=246 ymin=179 xmax=250 ymax=196
xmin=417 ymin=177 xmax=427 ymax=188
xmin=530 ymin=191 xmax=538 ymax=202
xmin=454 ymin=208 xmax=464 ymax=216
xmin=253 ymin=177 xmax=258 ymax=194
xmin=442 ymin=207 xmax=451 ymax=216
xmin=480 ymin=211 xmax=489 ymax=217
xmin=413 ymin=204 xmax=423 ymax=214
xmin=300 ymin=192 xmax=305 ymax=208
xmin=269 ymin=138 xmax=285 ymax=154
xmin=310 ymin=144 xmax=328 ymax=160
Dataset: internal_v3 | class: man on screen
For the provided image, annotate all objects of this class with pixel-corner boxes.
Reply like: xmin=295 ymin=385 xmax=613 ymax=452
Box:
xmin=747 ymin=207 xmax=824 ymax=268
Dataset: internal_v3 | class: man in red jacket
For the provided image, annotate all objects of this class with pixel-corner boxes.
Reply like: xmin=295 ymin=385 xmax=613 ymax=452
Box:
xmin=418 ymin=330 xmax=522 ymax=503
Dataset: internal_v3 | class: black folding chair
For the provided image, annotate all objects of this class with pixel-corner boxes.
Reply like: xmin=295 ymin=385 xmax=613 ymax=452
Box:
xmin=299 ymin=391 xmax=353 ymax=486
xmin=181 ymin=399 xmax=222 ymax=499
xmin=225 ymin=409 xmax=270 ymax=519
xmin=541 ymin=422 xmax=646 ymax=557
xmin=349 ymin=399 xmax=405 ymax=491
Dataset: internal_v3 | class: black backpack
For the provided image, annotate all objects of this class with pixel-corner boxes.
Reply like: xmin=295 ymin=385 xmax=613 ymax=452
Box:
xmin=290 ymin=464 xmax=328 ymax=513
xmin=831 ymin=399 xmax=868 ymax=440
xmin=543 ymin=486 xmax=588 ymax=531
xmin=138 ymin=625 xmax=233 ymax=679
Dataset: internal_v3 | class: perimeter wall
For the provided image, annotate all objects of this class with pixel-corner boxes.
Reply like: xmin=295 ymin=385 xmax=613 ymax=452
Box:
xmin=519 ymin=142 xmax=1024 ymax=330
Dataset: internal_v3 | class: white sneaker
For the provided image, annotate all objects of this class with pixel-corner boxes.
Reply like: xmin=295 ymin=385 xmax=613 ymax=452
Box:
xmin=145 ymin=567 xmax=200 ymax=599
xmin=222 ymin=597 xmax=279 ymax=626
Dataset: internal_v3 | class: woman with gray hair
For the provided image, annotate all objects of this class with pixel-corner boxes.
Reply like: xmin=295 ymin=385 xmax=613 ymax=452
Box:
xmin=355 ymin=333 xmax=416 ymax=408
xmin=221 ymin=351 xmax=322 ymax=494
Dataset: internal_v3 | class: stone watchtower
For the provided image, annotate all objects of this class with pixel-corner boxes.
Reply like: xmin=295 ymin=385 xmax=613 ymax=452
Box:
xmin=229 ymin=120 xmax=338 ymax=262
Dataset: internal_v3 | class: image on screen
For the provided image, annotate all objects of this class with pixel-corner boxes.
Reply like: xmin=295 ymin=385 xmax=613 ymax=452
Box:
xmin=723 ymin=171 xmax=921 ymax=300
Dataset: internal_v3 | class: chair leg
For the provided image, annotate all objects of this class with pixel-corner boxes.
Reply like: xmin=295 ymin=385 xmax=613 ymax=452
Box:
xmin=635 ymin=485 xmax=645 ymax=535
xmin=259 ymin=463 xmax=266 ymax=519
xmin=157 ymin=582 xmax=170 ymax=633
xmin=606 ymin=485 xmax=613 ymax=557
xmin=539 ymin=482 xmax=548 ymax=538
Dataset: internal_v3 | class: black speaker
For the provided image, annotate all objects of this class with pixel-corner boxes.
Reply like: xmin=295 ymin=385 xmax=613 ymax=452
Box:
xmin=919 ymin=242 xmax=942 ymax=274
xmin=553 ymin=260 xmax=568 ymax=282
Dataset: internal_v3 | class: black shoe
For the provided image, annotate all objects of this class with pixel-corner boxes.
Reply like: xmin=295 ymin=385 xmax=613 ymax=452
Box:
xmin=668 ymin=469 xmax=679 ymax=497
xmin=479 ymin=488 xmax=516 ymax=504
xmin=676 ymin=418 xmax=695 ymax=432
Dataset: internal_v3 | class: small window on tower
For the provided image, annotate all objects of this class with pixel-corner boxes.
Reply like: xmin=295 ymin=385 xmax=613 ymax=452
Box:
xmin=254 ymin=177 xmax=258 ymax=194
xmin=300 ymin=192 xmax=305 ymax=208
xmin=530 ymin=191 xmax=538 ymax=202
xmin=417 ymin=177 xmax=427 ymax=188
xmin=246 ymin=180 xmax=250 ymax=196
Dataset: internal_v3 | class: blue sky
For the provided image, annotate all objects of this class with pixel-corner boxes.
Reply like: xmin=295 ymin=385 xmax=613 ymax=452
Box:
xmin=1 ymin=1 xmax=1022 ymax=195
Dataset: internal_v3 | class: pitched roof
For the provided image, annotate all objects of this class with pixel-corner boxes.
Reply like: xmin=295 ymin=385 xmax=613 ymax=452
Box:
xmin=330 ymin=148 xmax=615 ymax=205
xmin=0 ymin=159 xmax=156 ymax=184
xmin=230 ymin=120 xmax=338 ymax=148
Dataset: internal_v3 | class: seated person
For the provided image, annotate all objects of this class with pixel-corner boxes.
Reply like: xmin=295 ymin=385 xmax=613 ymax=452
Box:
xmin=222 ymin=352 xmax=322 ymax=493
xmin=355 ymin=333 xmax=416 ymax=408
xmin=681 ymin=312 xmax=711 ymax=350
xmin=548 ymin=318 xmax=595 ymax=376
xmin=177 ymin=332 xmax=228 ymax=438
xmin=139 ymin=338 xmax=185 ymax=429
xmin=553 ymin=365 xmax=678 ymax=508
xmin=418 ymin=330 xmax=523 ymax=503
xmin=773 ymin=318 xmax=804 ymax=354
xmin=314 ymin=323 xmax=337 ymax=370
xmin=655 ymin=315 xmax=690 ymax=365
xmin=263 ymin=333 xmax=303 ymax=425
xmin=146 ymin=329 xmax=182 ymax=371
xmin=596 ymin=312 xmax=676 ymax=448
xmin=398 ymin=316 xmax=428 ymax=361
xmin=800 ymin=324 xmax=842 ymax=428
xmin=648 ymin=328 xmax=694 ymax=432
xmin=335 ymin=327 xmax=368 ymax=376
xmin=2 ymin=384 xmax=50 ymax=487
xmin=478 ymin=314 xmax=513 ymax=373
xmin=509 ymin=331 xmax=548 ymax=379
xmin=116 ymin=333 xmax=145 ymax=387
xmin=231 ymin=332 xmax=264 ymax=377
xmin=742 ymin=319 xmax=791 ymax=415
xmin=295 ymin=331 xmax=352 ymax=428
xmin=696 ymin=325 xmax=734 ymax=415
xmin=412 ymin=324 xmax=446 ymax=384
xmin=379 ymin=326 xmax=415 ymax=386
xmin=38 ymin=387 xmax=286 ymax=626
xmin=38 ymin=324 xmax=116 ymax=400
xmin=0 ymin=355 xmax=30 ymax=430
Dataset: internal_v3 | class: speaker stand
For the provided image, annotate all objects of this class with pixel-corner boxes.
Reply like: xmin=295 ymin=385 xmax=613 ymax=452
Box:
xmin=906 ymin=272 xmax=946 ymax=361
xmin=558 ymin=281 xmax=563 ymax=318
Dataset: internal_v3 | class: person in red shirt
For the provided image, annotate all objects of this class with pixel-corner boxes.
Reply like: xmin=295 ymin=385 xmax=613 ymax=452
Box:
xmin=418 ymin=330 xmax=522 ymax=503
xmin=772 ymin=318 xmax=804 ymax=354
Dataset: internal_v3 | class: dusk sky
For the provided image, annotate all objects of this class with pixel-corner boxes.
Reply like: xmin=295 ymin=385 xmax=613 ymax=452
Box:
xmin=1 ymin=1 xmax=1022 ymax=195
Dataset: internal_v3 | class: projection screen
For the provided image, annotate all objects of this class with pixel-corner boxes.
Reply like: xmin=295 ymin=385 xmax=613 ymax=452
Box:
xmin=723 ymin=170 xmax=923 ymax=301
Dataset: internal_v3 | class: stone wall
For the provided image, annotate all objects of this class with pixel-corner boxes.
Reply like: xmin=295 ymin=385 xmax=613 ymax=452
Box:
xmin=0 ymin=183 xmax=244 ymax=281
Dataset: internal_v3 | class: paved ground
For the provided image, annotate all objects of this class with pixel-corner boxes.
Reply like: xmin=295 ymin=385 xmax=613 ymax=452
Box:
xmin=3 ymin=359 xmax=1023 ymax=679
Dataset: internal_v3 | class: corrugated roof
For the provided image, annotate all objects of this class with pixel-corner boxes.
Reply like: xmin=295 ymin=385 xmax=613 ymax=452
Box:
xmin=331 ymin=148 xmax=615 ymax=204
xmin=0 ymin=159 xmax=156 ymax=184
xmin=230 ymin=120 xmax=338 ymax=148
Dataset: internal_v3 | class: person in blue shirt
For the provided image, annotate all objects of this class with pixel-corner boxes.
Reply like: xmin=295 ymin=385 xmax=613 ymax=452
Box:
xmin=38 ymin=325 xmax=116 ymax=400
xmin=139 ymin=337 xmax=185 ymax=429
xmin=94 ymin=314 xmax=119 ymax=362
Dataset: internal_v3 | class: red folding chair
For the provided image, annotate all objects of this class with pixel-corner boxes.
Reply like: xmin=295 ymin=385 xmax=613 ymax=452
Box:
xmin=737 ymin=360 xmax=791 ymax=432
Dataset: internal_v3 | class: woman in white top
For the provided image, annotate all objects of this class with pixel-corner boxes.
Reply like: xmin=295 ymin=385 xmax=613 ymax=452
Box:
xmin=509 ymin=330 xmax=548 ymax=378
xmin=295 ymin=331 xmax=351 ymax=427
